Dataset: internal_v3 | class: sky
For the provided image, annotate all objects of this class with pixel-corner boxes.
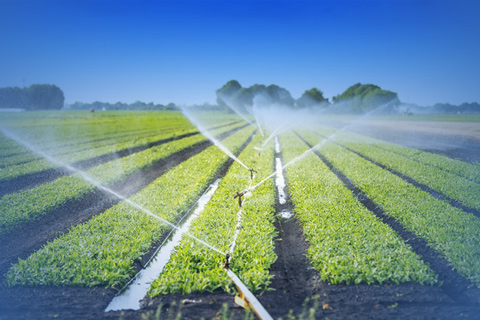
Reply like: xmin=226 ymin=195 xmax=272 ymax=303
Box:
xmin=0 ymin=0 xmax=479 ymax=106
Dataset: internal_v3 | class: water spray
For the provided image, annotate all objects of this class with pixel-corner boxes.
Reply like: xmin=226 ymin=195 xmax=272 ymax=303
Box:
xmin=179 ymin=106 xmax=250 ymax=171
xmin=262 ymin=123 xmax=292 ymax=147
xmin=0 ymin=128 xmax=226 ymax=256
xmin=254 ymin=146 xmax=264 ymax=156
xmin=252 ymin=107 xmax=265 ymax=137
xmin=247 ymin=101 xmax=399 ymax=193
xmin=218 ymin=94 xmax=256 ymax=127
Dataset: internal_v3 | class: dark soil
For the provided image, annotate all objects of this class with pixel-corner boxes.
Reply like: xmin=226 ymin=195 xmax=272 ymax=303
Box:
xmin=254 ymin=139 xmax=318 ymax=317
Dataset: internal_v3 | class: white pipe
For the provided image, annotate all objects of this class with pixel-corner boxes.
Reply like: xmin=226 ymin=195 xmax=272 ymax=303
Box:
xmin=225 ymin=269 xmax=274 ymax=320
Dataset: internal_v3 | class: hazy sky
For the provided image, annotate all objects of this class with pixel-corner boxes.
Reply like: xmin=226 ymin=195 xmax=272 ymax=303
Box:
xmin=1 ymin=0 xmax=479 ymax=106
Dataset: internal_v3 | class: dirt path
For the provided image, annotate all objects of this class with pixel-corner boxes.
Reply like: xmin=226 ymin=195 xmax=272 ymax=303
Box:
xmin=254 ymin=139 xmax=318 ymax=317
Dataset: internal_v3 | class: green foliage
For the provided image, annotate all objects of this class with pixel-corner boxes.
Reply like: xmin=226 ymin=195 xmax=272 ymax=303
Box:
xmin=296 ymin=88 xmax=328 ymax=109
xmin=332 ymin=83 xmax=400 ymax=113
xmin=328 ymin=130 xmax=480 ymax=210
xmin=280 ymin=132 xmax=437 ymax=285
xmin=149 ymin=132 xmax=277 ymax=295
xmin=6 ymin=127 xmax=255 ymax=287
xmin=0 ymin=84 xmax=64 ymax=110
xmin=216 ymin=80 xmax=295 ymax=111
xmin=0 ymin=112 xmax=243 ymax=182
xmin=302 ymin=131 xmax=480 ymax=288
xmin=0 ymin=124 xmax=240 ymax=235
xmin=330 ymin=130 xmax=480 ymax=184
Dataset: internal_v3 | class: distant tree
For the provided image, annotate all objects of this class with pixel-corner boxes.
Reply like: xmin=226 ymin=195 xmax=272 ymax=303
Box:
xmin=0 ymin=87 xmax=28 ymax=109
xmin=296 ymin=88 xmax=328 ymax=108
xmin=333 ymin=83 xmax=399 ymax=113
xmin=215 ymin=80 xmax=295 ymax=111
xmin=0 ymin=84 xmax=64 ymax=110
xmin=459 ymin=102 xmax=480 ymax=113
xmin=165 ymin=103 xmax=177 ymax=110
xmin=216 ymin=80 xmax=243 ymax=110
xmin=27 ymin=84 xmax=64 ymax=110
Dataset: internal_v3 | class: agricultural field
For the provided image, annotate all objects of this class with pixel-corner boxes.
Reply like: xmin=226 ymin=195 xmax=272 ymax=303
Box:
xmin=0 ymin=110 xmax=479 ymax=320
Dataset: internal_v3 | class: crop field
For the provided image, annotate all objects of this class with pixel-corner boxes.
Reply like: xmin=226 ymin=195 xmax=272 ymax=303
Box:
xmin=0 ymin=110 xmax=479 ymax=320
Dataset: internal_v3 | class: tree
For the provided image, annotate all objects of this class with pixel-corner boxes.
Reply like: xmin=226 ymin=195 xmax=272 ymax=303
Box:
xmin=27 ymin=84 xmax=64 ymax=110
xmin=333 ymin=83 xmax=399 ymax=113
xmin=215 ymin=80 xmax=295 ymax=111
xmin=296 ymin=88 xmax=328 ymax=108
xmin=216 ymin=80 xmax=242 ymax=110
xmin=0 ymin=84 xmax=64 ymax=110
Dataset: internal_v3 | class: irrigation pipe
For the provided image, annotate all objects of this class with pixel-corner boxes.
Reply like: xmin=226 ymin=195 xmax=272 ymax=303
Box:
xmin=225 ymin=268 xmax=274 ymax=320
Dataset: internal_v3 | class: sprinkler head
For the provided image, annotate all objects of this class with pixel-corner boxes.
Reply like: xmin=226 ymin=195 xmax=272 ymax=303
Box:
xmin=224 ymin=253 xmax=231 ymax=270
xmin=248 ymin=168 xmax=258 ymax=180
xmin=234 ymin=191 xmax=246 ymax=207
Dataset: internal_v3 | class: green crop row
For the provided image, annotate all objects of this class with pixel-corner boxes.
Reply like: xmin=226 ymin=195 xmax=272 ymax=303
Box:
xmin=0 ymin=120 xmax=245 ymax=182
xmin=6 ymin=127 xmax=255 ymax=287
xmin=0 ymin=112 xmax=193 ymax=157
xmin=327 ymin=130 xmax=480 ymax=211
xmin=0 ymin=111 xmax=240 ymax=164
xmin=316 ymin=126 xmax=480 ymax=184
xmin=0 ymin=111 xmax=241 ymax=155
xmin=0 ymin=128 xmax=174 ymax=168
xmin=149 ymin=133 xmax=277 ymax=295
xmin=0 ymin=125 xmax=200 ymax=182
xmin=0 ymin=124 xmax=238 ymax=235
xmin=279 ymin=132 xmax=437 ymax=285
xmin=1 ymin=116 xmax=241 ymax=167
xmin=300 ymin=131 xmax=480 ymax=288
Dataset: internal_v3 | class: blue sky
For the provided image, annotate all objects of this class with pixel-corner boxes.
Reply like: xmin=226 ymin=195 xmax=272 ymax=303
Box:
xmin=1 ymin=0 xmax=479 ymax=106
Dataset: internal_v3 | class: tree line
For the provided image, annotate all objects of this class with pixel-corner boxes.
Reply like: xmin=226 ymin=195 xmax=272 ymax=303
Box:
xmin=0 ymin=85 xmax=64 ymax=110
xmin=216 ymin=80 xmax=400 ymax=114
xmin=65 ymin=101 xmax=178 ymax=111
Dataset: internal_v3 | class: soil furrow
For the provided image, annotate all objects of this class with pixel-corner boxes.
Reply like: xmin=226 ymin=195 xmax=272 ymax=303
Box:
xmin=295 ymin=131 xmax=480 ymax=305
xmin=255 ymin=138 xmax=317 ymax=318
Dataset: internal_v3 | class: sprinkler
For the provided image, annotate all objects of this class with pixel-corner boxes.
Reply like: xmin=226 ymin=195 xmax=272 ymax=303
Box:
xmin=234 ymin=191 xmax=246 ymax=207
xmin=248 ymin=168 xmax=258 ymax=180
xmin=254 ymin=146 xmax=264 ymax=156
xmin=224 ymin=253 xmax=231 ymax=270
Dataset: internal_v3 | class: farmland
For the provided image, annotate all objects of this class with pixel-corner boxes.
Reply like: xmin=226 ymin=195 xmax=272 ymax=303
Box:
xmin=0 ymin=110 xmax=479 ymax=319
